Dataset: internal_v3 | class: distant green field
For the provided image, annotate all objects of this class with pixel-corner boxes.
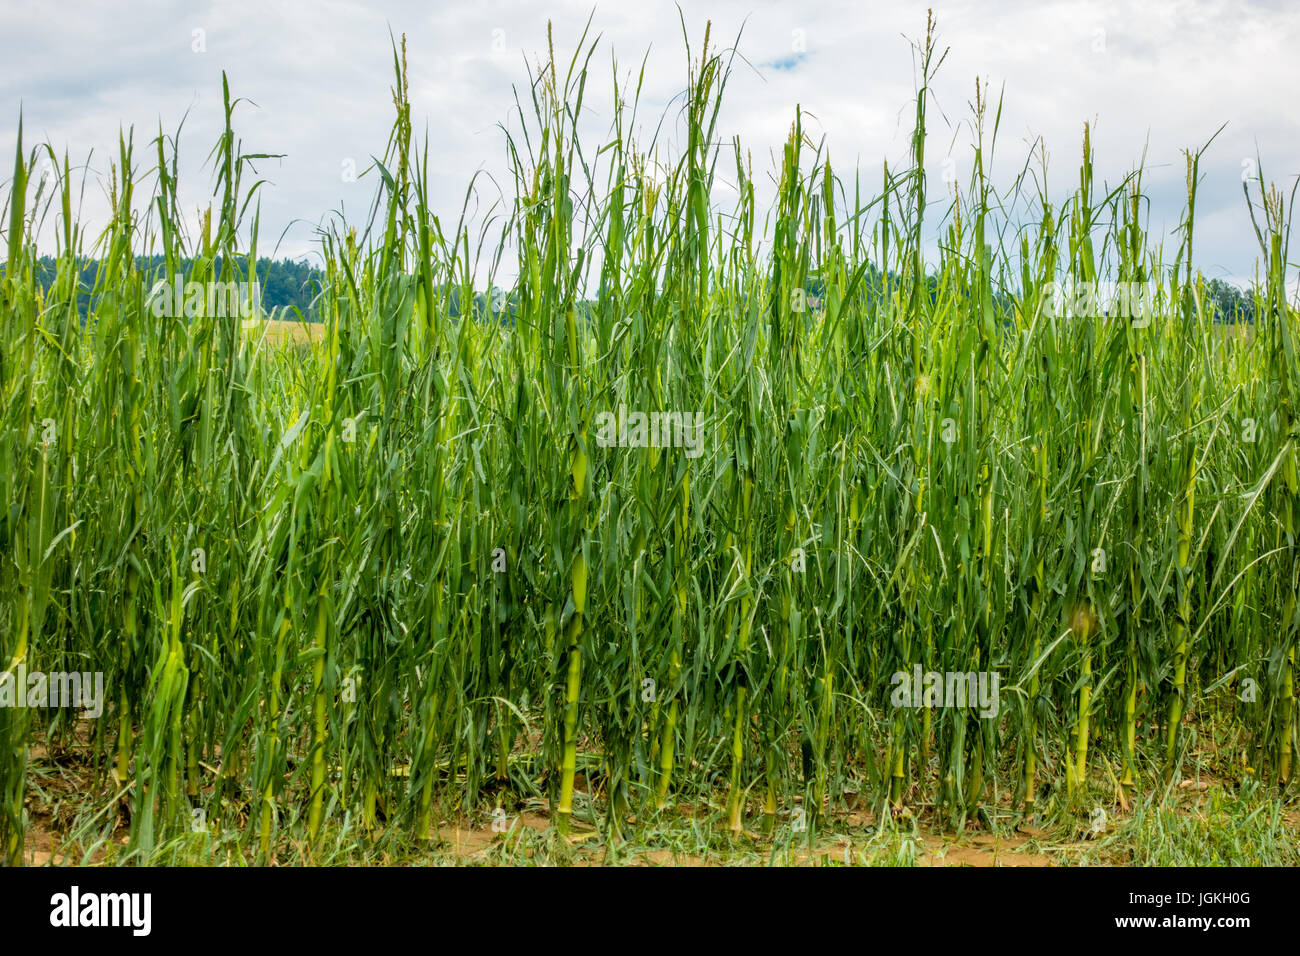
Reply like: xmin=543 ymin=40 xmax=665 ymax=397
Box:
xmin=248 ymin=317 xmax=324 ymax=345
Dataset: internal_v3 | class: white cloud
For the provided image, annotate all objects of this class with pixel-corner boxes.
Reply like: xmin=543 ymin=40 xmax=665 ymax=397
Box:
xmin=1 ymin=0 xmax=1296 ymax=289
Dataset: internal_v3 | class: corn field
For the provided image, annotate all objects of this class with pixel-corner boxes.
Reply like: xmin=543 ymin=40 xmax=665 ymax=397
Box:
xmin=1 ymin=18 xmax=1298 ymax=864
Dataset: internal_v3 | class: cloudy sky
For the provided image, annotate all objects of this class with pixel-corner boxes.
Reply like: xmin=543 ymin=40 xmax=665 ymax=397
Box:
xmin=2 ymin=0 xmax=1297 ymax=289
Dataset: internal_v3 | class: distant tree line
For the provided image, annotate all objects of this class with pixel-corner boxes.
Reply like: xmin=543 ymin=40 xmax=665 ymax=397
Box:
xmin=26 ymin=255 xmax=1258 ymax=327
xmin=812 ymin=269 xmax=1258 ymax=325
xmin=1201 ymin=277 xmax=1257 ymax=323
xmin=31 ymin=255 xmax=326 ymax=320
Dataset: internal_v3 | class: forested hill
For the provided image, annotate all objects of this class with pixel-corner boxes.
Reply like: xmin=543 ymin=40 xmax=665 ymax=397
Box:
xmin=29 ymin=254 xmax=1259 ymax=326
xmin=33 ymin=255 xmax=325 ymax=320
